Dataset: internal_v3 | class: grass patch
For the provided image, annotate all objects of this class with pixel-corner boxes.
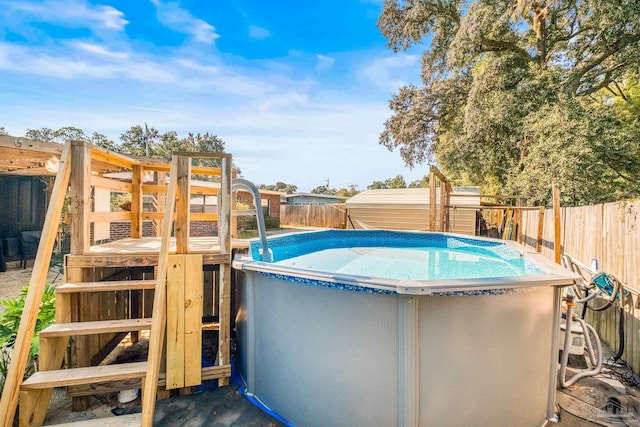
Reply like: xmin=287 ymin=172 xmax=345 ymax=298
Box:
xmin=238 ymin=229 xmax=260 ymax=239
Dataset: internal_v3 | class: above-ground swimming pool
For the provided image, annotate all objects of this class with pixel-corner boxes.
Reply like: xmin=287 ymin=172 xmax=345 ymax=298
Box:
xmin=232 ymin=230 xmax=577 ymax=427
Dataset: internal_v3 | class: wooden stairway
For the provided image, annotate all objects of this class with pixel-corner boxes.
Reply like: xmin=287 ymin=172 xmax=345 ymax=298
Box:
xmin=0 ymin=145 xmax=234 ymax=427
xmin=19 ymin=280 xmax=156 ymax=425
xmin=19 ymin=291 xmax=157 ymax=426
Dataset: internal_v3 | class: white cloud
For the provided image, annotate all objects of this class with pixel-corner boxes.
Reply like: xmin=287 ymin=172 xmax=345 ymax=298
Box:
xmin=1 ymin=0 xmax=128 ymax=31
xmin=0 ymin=42 xmax=175 ymax=81
xmin=0 ymin=40 xmax=312 ymax=99
xmin=71 ymin=41 xmax=129 ymax=60
xmin=360 ymin=54 xmax=421 ymax=91
xmin=316 ymin=54 xmax=335 ymax=71
xmin=150 ymin=0 xmax=219 ymax=44
xmin=249 ymin=25 xmax=271 ymax=39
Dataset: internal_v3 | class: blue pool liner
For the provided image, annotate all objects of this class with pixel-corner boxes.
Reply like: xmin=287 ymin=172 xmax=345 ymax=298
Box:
xmin=249 ymin=229 xmax=545 ymax=275
xmin=253 ymin=230 xmax=523 ymax=260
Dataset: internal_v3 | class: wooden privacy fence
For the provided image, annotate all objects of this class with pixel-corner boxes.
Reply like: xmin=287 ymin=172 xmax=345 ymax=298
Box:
xmin=521 ymin=201 xmax=640 ymax=291
xmin=521 ymin=200 xmax=640 ymax=373
xmin=280 ymin=204 xmax=347 ymax=229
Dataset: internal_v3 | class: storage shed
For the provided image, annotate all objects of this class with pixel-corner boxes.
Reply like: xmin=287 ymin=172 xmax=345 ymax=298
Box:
xmin=346 ymin=187 xmax=481 ymax=235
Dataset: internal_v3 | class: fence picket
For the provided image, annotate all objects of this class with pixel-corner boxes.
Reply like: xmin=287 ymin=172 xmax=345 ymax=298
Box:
xmin=280 ymin=204 xmax=347 ymax=229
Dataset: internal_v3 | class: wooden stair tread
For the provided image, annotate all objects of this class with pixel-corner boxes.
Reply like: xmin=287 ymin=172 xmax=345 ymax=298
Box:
xmin=46 ymin=413 xmax=141 ymax=427
xmin=56 ymin=280 xmax=156 ymax=293
xmin=40 ymin=318 xmax=153 ymax=338
xmin=21 ymin=362 xmax=147 ymax=390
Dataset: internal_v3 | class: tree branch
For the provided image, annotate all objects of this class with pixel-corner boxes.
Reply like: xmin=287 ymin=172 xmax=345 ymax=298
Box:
xmin=613 ymin=81 xmax=629 ymax=102
xmin=479 ymin=37 xmax=533 ymax=61
xmin=566 ymin=33 xmax=640 ymax=94
xmin=578 ymin=73 xmax=614 ymax=97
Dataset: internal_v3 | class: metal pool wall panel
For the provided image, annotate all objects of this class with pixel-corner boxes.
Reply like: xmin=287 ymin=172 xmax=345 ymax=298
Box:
xmin=236 ymin=270 xmax=400 ymax=427
xmin=235 ymin=269 xmax=558 ymax=427
xmin=417 ymin=286 xmax=554 ymax=426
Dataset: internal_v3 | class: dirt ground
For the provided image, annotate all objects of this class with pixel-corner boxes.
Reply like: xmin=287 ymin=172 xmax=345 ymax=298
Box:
xmin=0 ymin=261 xmax=64 ymax=311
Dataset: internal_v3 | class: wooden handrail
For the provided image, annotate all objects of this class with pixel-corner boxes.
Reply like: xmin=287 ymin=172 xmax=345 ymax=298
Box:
xmin=429 ymin=165 xmax=453 ymax=192
xmin=141 ymin=156 xmax=179 ymax=427
xmin=139 ymin=163 xmax=221 ymax=176
xmin=143 ymin=184 xmax=219 ymax=196
xmin=90 ymin=175 xmax=133 ymax=192
xmin=141 ymin=212 xmax=173 ymax=221
xmin=89 ymin=143 xmax=140 ymax=169
xmin=139 ymin=212 xmax=218 ymax=221
xmin=89 ymin=211 xmax=132 ymax=222
xmin=191 ymin=213 xmax=219 ymax=221
xmin=172 ymin=151 xmax=232 ymax=159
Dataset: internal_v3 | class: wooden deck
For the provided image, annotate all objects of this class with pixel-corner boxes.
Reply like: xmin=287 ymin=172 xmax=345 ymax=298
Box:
xmin=0 ymin=143 xmax=241 ymax=427
xmin=89 ymin=236 xmax=250 ymax=254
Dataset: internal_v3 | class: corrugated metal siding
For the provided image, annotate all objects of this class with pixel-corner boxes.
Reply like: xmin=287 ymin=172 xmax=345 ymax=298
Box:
xmin=346 ymin=189 xmax=479 ymax=235
xmin=349 ymin=207 xmax=430 ymax=231
xmin=347 ymin=189 xmax=430 ymax=206
xmin=448 ymin=209 xmax=476 ymax=235
xmin=347 ymin=188 xmax=481 ymax=207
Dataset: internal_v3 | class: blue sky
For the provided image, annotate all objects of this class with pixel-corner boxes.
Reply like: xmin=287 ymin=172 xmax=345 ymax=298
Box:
xmin=0 ymin=0 xmax=426 ymax=191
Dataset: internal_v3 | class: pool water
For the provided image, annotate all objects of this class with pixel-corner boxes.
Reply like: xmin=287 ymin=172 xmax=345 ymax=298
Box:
xmin=274 ymin=246 xmax=539 ymax=281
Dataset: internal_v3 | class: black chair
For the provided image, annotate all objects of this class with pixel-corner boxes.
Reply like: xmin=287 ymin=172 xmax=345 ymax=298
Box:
xmin=20 ymin=230 xmax=41 ymax=269
xmin=0 ymin=239 xmax=5 ymax=272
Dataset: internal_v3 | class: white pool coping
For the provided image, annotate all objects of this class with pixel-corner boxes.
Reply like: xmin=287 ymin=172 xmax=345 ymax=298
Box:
xmin=233 ymin=232 xmax=579 ymax=295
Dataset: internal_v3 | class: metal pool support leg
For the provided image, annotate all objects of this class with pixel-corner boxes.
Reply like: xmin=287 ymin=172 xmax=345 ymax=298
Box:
xmin=398 ymin=296 xmax=419 ymax=426
xmin=546 ymin=286 xmax=564 ymax=423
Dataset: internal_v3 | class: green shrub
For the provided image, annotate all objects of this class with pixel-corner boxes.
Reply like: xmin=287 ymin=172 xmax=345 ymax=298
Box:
xmin=0 ymin=285 xmax=56 ymax=394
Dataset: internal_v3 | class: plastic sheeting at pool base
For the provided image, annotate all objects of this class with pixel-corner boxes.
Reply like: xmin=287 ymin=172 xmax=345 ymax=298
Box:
xmin=231 ymin=357 xmax=294 ymax=427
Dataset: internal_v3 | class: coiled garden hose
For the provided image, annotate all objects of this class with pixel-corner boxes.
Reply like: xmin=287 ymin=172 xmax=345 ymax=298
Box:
xmin=559 ymin=294 xmax=603 ymax=389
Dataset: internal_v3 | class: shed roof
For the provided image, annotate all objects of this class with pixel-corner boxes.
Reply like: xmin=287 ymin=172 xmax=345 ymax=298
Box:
xmin=283 ymin=193 xmax=348 ymax=201
xmin=346 ymin=188 xmax=480 ymax=207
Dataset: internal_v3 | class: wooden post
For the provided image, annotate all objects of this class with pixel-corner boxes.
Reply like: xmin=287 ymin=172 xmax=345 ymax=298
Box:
xmin=444 ymin=186 xmax=451 ymax=232
xmin=0 ymin=142 xmax=71 ymax=427
xmin=69 ymin=265 xmax=93 ymax=412
xmin=553 ymin=184 xmax=562 ymax=264
xmin=70 ymin=141 xmax=91 ymax=254
xmin=141 ymin=156 xmax=179 ymax=427
xmin=175 ymin=156 xmax=191 ymax=254
xmin=439 ymin=181 xmax=446 ymax=232
xmin=429 ymin=170 xmax=436 ymax=231
xmin=516 ymin=197 xmax=523 ymax=243
xmin=231 ymin=193 xmax=238 ymax=239
xmin=152 ymin=172 xmax=166 ymax=236
xmin=537 ymin=206 xmax=545 ymax=253
xmin=219 ymin=157 xmax=231 ymax=256
xmin=131 ymin=165 xmax=144 ymax=238
xmin=218 ymin=156 xmax=232 ymax=386
xmin=68 ymin=142 xmax=94 ymax=411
